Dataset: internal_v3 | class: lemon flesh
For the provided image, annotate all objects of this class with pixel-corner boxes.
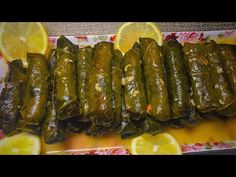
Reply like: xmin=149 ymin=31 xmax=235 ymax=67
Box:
xmin=114 ymin=22 xmax=163 ymax=54
xmin=0 ymin=22 xmax=49 ymax=66
xmin=131 ymin=133 xmax=182 ymax=155
xmin=0 ymin=133 xmax=41 ymax=155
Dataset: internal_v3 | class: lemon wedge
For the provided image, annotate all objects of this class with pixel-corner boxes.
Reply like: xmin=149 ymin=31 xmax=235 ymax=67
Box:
xmin=0 ymin=22 xmax=49 ymax=66
xmin=114 ymin=22 xmax=163 ymax=54
xmin=0 ymin=132 xmax=41 ymax=155
xmin=131 ymin=133 xmax=182 ymax=155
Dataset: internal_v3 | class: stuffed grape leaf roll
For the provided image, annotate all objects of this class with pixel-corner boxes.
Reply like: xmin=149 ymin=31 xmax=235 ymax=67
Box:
xmin=55 ymin=36 xmax=79 ymax=120
xmin=218 ymin=44 xmax=236 ymax=95
xmin=119 ymin=47 xmax=142 ymax=138
xmin=183 ymin=43 xmax=216 ymax=113
xmin=123 ymin=42 xmax=147 ymax=121
xmin=0 ymin=60 xmax=26 ymax=134
xmin=87 ymin=42 xmax=114 ymax=135
xmin=42 ymin=49 xmax=65 ymax=144
xmin=162 ymin=39 xmax=192 ymax=120
xmin=205 ymin=41 xmax=236 ymax=117
xmin=139 ymin=38 xmax=170 ymax=121
xmin=111 ymin=49 xmax=123 ymax=128
xmin=20 ymin=53 xmax=49 ymax=125
xmin=77 ymin=46 xmax=93 ymax=122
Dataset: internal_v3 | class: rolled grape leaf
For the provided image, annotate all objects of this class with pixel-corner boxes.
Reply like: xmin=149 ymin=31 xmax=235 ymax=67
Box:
xmin=218 ymin=44 xmax=236 ymax=94
xmin=42 ymin=49 xmax=65 ymax=144
xmin=20 ymin=53 xmax=49 ymax=125
xmin=162 ymin=39 xmax=197 ymax=127
xmin=123 ymin=43 xmax=147 ymax=121
xmin=55 ymin=36 xmax=79 ymax=120
xmin=162 ymin=39 xmax=192 ymax=119
xmin=87 ymin=42 xmax=114 ymax=135
xmin=183 ymin=43 xmax=216 ymax=113
xmin=118 ymin=59 xmax=141 ymax=139
xmin=0 ymin=83 xmax=23 ymax=134
xmin=139 ymin=38 xmax=170 ymax=121
xmin=0 ymin=60 xmax=26 ymax=135
xmin=111 ymin=49 xmax=123 ymax=128
xmin=77 ymin=46 xmax=93 ymax=122
xmin=205 ymin=41 xmax=236 ymax=117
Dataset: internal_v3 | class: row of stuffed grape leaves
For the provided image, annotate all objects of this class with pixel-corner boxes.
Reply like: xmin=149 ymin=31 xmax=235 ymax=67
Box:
xmin=1 ymin=35 xmax=236 ymax=143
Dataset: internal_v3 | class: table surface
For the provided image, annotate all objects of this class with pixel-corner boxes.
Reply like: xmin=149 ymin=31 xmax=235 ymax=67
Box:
xmin=44 ymin=22 xmax=236 ymax=36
